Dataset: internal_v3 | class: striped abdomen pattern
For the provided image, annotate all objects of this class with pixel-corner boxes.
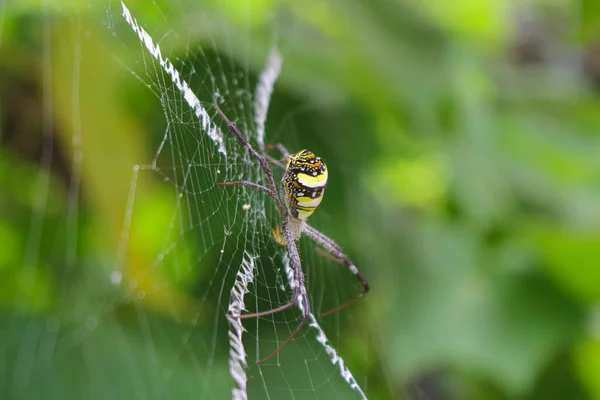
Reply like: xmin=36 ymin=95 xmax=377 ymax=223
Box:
xmin=282 ymin=149 xmax=328 ymax=220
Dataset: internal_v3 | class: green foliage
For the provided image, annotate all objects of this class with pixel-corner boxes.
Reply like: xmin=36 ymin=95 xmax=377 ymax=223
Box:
xmin=2 ymin=0 xmax=600 ymax=399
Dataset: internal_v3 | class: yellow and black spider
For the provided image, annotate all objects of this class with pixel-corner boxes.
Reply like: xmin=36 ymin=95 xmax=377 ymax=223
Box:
xmin=215 ymin=103 xmax=369 ymax=364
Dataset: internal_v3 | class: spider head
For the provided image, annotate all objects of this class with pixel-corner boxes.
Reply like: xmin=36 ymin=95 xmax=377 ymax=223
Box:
xmin=282 ymin=150 xmax=328 ymax=220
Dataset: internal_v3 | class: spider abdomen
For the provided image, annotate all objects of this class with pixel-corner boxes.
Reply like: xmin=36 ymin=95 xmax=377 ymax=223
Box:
xmin=282 ymin=149 xmax=328 ymax=221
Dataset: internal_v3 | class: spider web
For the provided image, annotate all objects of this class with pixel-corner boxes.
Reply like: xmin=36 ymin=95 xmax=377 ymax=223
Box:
xmin=111 ymin=2 xmax=366 ymax=399
xmin=7 ymin=1 xmax=598 ymax=399
xmin=1 ymin=1 xmax=371 ymax=397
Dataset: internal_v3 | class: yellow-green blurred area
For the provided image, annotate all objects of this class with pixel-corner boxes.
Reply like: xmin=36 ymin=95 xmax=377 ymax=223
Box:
xmin=2 ymin=0 xmax=600 ymax=399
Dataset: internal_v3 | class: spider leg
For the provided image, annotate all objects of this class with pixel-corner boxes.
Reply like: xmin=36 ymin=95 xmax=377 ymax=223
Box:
xmin=303 ymin=224 xmax=370 ymax=317
xmin=227 ymin=285 xmax=303 ymax=364
xmin=229 ymin=285 xmax=309 ymax=365
xmin=258 ymin=303 xmax=309 ymax=364
xmin=218 ymin=181 xmax=273 ymax=197
xmin=314 ymin=246 xmax=344 ymax=264
xmin=214 ymin=103 xmax=286 ymax=216
xmin=243 ymin=285 xmax=309 ymax=364
xmin=266 ymin=143 xmax=290 ymax=159
xmin=229 ymin=285 xmax=300 ymax=320
xmin=256 ymin=219 xmax=310 ymax=364
xmin=265 ymin=154 xmax=286 ymax=169
xmin=227 ymin=219 xmax=311 ymax=364
xmin=214 ymin=104 xmax=316 ymax=362
xmin=265 ymin=143 xmax=291 ymax=170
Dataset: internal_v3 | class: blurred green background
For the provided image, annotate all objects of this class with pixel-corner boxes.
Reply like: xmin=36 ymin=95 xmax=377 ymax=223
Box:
xmin=2 ymin=0 xmax=600 ymax=399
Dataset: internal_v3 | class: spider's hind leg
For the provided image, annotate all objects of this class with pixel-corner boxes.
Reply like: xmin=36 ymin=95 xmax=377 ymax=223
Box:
xmin=227 ymin=274 xmax=309 ymax=364
xmin=303 ymin=224 xmax=370 ymax=317
xmin=314 ymin=246 xmax=343 ymax=264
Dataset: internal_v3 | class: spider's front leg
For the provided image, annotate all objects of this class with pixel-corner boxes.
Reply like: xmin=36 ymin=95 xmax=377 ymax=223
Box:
xmin=217 ymin=181 xmax=274 ymax=198
xmin=214 ymin=103 xmax=286 ymax=216
xmin=266 ymin=143 xmax=291 ymax=158
xmin=265 ymin=143 xmax=291 ymax=169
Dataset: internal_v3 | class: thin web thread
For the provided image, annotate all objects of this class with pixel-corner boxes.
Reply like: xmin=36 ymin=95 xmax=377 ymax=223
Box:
xmin=120 ymin=1 xmax=226 ymax=155
xmin=282 ymin=252 xmax=367 ymax=399
xmin=227 ymin=253 xmax=255 ymax=400
xmin=254 ymin=48 xmax=282 ymax=150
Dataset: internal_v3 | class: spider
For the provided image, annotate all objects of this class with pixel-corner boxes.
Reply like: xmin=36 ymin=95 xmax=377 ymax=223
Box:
xmin=214 ymin=103 xmax=369 ymax=364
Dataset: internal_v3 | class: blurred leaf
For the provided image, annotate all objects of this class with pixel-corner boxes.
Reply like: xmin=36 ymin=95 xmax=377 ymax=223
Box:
xmin=364 ymin=152 xmax=447 ymax=210
xmin=418 ymin=0 xmax=508 ymax=43
xmin=2 ymin=313 xmax=231 ymax=400
xmin=574 ymin=336 xmax=600 ymax=399
xmin=529 ymin=225 xmax=600 ymax=303
xmin=380 ymin=220 xmax=580 ymax=396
